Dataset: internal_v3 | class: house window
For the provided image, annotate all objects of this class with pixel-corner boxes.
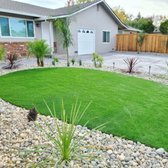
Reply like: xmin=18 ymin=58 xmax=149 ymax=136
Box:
xmin=27 ymin=21 xmax=34 ymax=37
xmin=0 ymin=17 xmax=34 ymax=38
xmin=0 ymin=17 xmax=10 ymax=36
xmin=103 ymin=31 xmax=110 ymax=43
xmin=10 ymin=18 xmax=27 ymax=37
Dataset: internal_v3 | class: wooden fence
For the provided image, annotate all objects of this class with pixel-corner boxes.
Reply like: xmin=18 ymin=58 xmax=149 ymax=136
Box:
xmin=116 ymin=34 xmax=168 ymax=54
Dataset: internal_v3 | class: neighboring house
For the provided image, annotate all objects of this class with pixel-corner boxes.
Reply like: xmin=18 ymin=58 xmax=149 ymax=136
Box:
xmin=118 ymin=26 xmax=142 ymax=34
xmin=0 ymin=0 xmax=131 ymax=56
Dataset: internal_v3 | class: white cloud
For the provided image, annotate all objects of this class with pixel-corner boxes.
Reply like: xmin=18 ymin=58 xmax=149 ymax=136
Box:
xmin=14 ymin=0 xmax=168 ymax=17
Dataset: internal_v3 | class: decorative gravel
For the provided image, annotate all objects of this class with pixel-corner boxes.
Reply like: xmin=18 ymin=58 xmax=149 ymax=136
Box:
xmin=0 ymin=58 xmax=168 ymax=85
xmin=0 ymin=99 xmax=168 ymax=168
xmin=0 ymin=58 xmax=168 ymax=167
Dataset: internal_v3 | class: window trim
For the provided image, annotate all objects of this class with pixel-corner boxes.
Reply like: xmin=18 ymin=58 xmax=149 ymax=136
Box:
xmin=102 ymin=30 xmax=111 ymax=44
xmin=0 ymin=15 xmax=36 ymax=39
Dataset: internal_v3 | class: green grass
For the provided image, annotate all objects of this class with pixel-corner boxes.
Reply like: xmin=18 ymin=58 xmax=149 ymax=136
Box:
xmin=0 ymin=68 xmax=168 ymax=150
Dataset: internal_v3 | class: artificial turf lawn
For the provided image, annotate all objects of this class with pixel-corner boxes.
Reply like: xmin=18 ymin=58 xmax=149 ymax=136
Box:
xmin=0 ymin=68 xmax=167 ymax=150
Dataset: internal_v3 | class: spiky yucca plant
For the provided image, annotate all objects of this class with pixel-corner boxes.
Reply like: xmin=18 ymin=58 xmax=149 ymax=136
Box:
xmin=37 ymin=100 xmax=91 ymax=165
xmin=124 ymin=57 xmax=139 ymax=73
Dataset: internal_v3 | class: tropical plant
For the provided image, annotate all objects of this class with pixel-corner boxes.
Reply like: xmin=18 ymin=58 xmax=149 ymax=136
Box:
xmin=92 ymin=53 xmax=104 ymax=68
xmin=160 ymin=20 xmax=168 ymax=35
xmin=137 ymin=33 xmax=145 ymax=54
xmin=71 ymin=58 xmax=75 ymax=65
xmin=0 ymin=45 xmax=5 ymax=61
xmin=4 ymin=53 xmax=19 ymax=69
xmin=27 ymin=40 xmax=50 ymax=67
xmin=54 ymin=18 xmax=73 ymax=67
xmin=123 ymin=57 xmax=139 ymax=73
xmin=37 ymin=100 xmax=91 ymax=165
xmin=52 ymin=57 xmax=59 ymax=66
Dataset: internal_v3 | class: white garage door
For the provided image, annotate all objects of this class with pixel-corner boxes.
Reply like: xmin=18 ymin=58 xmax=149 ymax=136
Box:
xmin=78 ymin=29 xmax=95 ymax=55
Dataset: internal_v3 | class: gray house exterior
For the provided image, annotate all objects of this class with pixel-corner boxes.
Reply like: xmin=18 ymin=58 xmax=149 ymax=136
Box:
xmin=0 ymin=0 xmax=131 ymax=56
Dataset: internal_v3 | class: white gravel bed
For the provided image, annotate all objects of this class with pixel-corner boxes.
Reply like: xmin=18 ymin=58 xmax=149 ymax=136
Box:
xmin=0 ymin=99 xmax=168 ymax=168
xmin=0 ymin=57 xmax=168 ymax=85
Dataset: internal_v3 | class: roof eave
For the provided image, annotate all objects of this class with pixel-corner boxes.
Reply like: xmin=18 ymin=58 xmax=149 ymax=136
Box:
xmin=0 ymin=8 xmax=44 ymax=18
xmin=36 ymin=0 xmax=105 ymax=21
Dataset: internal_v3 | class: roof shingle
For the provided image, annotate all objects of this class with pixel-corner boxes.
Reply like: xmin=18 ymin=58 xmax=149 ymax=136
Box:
xmin=0 ymin=0 xmax=102 ymax=17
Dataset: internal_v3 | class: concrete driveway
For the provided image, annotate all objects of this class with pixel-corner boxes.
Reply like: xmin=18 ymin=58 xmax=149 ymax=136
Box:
xmin=77 ymin=52 xmax=168 ymax=75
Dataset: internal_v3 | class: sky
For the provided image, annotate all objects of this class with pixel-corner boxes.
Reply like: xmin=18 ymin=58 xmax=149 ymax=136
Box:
xmin=15 ymin=0 xmax=168 ymax=17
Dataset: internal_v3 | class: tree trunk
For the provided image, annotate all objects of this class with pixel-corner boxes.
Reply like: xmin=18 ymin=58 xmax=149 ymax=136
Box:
xmin=40 ymin=59 xmax=44 ymax=67
xmin=66 ymin=48 xmax=70 ymax=67
xmin=37 ymin=58 xmax=40 ymax=66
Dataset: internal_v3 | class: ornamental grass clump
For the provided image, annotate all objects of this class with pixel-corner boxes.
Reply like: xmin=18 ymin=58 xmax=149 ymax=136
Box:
xmin=28 ymin=40 xmax=51 ymax=67
xmin=92 ymin=53 xmax=104 ymax=68
xmin=52 ymin=57 xmax=59 ymax=66
xmin=71 ymin=58 xmax=75 ymax=65
xmin=37 ymin=100 xmax=91 ymax=165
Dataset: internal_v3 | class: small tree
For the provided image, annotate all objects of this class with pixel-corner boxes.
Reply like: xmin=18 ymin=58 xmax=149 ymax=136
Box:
xmin=160 ymin=20 xmax=168 ymax=35
xmin=0 ymin=45 xmax=5 ymax=61
xmin=113 ymin=6 xmax=131 ymax=23
xmin=137 ymin=33 xmax=145 ymax=54
xmin=28 ymin=40 xmax=50 ymax=67
xmin=54 ymin=18 xmax=73 ymax=67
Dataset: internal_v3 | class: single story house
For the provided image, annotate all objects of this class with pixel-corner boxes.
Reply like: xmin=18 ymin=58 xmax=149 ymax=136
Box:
xmin=0 ymin=0 xmax=136 ymax=56
xmin=119 ymin=26 xmax=142 ymax=34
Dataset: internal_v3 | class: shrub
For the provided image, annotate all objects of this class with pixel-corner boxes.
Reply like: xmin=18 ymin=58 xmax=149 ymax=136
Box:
xmin=92 ymin=53 xmax=104 ymax=68
xmin=27 ymin=107 xmax=38 ymax=122
xmin=52 ymin=57 xmax=59 ymax=66
xmin=71 ymin=58 xmax=75 ymax=65
xmin=160 ymin=20 xmax=168 ymax=34
xmin=123 ymin=57 xmax=139 ymax=73
xmin=3 ymin=53 xmax=19 ymax=69
xmin=28 ymin=40 xmax=51 ymax=67
xmin=79 ymin=59 xmax=82 ymax=66
xmin=0 ymin=46 xmax=5 ymax=61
